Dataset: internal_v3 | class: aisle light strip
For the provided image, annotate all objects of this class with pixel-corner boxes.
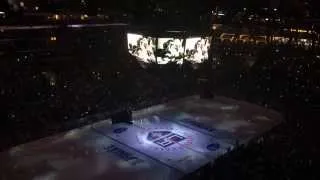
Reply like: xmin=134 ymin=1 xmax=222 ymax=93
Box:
xmin=0 ymin=23 xmax=128 ymax=30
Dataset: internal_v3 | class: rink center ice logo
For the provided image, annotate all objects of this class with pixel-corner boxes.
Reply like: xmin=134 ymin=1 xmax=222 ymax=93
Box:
xmin=112 ymin=127 xmax=186 ymax=148
xmin=147 ymin=131 xmax=186 ymax=148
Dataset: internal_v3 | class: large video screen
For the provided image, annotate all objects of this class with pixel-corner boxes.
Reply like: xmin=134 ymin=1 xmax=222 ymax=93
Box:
xmin=127 ymin=33 xmax=211 ymax=65
xmin=127 ymin=33 xmax=156 ymax=63
xmin=184 ymin=37 xmax=211 ymax=63
xmin=157 ymin=38 xmax=184 ymax=64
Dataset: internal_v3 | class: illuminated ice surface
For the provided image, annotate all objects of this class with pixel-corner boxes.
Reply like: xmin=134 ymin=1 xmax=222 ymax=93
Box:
xmin=0 ymin=124 xmax=182 ymax=180
xmin=93 ymin=122 xmax=212 ymax=173
xmin=0 ymin=96 xmax=282 ymax=180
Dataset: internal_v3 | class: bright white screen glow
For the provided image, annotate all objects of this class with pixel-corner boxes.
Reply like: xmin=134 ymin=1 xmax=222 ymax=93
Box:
xmin=157 ymin=38 xmax=184 ymax=64
xmin=127 ymin=33 xmax=156 ymax=63
xmin=185 ymin=37 xmax=211 ymax=63
xmin=127 ymin=34 xmax=211 ymax=65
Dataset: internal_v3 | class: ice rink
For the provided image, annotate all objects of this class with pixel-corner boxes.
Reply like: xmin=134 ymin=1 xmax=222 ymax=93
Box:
xmin=0 ymin=96 xmax=282 ymax=180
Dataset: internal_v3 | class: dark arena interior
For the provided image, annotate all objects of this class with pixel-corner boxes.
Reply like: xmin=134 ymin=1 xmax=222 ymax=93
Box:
xmin=0 ymin=1 xmax=319 ymax=180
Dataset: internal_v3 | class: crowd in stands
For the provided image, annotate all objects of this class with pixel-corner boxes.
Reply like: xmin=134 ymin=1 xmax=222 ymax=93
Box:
xmin=181 ymin=38 xmax=319 ymax=180
xmin=207 ymin=40 xmax=319 ymax=180
xmin=211 ymin=39 xmax=319 ymax=114
xmin=0 ymin=27 xmax=319 ymax=179
xmin=0 ymin=29 xmax=195 ymax=150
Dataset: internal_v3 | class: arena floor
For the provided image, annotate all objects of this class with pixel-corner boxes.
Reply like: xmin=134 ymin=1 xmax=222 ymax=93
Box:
xmin=0 ymin=96 xmax=282 ymax=180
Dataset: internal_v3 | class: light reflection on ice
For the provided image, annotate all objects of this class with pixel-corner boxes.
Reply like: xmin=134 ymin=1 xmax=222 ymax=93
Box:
xmin=9 ymin=145 xmax=24 ymax=157
xmin=136 ymin=131 xmax=154 ymax=147
xmin=32 ymin=172 xmax=57 ymax=180
xmin=63 ymin=129 xmax=80 ymax=140
xmin=215 ymin=120 xmax=251 ymax=132
xmin=220 ymin=105 xmax=239 ymax=111
xmin=49 ymin=158 xmax=83 ymax=170
xmin=254 ymin=115 xmax=271 ymax=121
